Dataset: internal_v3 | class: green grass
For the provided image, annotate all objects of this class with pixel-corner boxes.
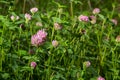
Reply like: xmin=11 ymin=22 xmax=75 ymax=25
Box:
xmin=0 ymin=0 xmax=120 ymax=80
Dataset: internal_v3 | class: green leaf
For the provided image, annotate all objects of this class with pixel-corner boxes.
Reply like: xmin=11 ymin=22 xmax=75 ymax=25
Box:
xmin=98 ymin=14 xmax=105 ymax=20
xmin=90 ymin=77 xmax=97 ymax=80
xmin=0 ymin=1 xmax=9 ymax=4
xmin=20 ymin=66 xmax=32 ymax=72
xmin=2 ymin=73 xmax=10 ymax=79
xmin=22 ymin=56 xmax=31 ymax=60
xmin=52 ymin=17 xmax=61 ymax=23
xmin=17 ymin=50 xmax=27 ymax=56
xmin=15 ymin=20 xmax=25 ymax=24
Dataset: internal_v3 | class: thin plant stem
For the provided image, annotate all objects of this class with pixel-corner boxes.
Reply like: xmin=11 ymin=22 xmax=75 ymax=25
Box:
xmin=70 ymin=1 xmax=73 ymax=19
xmin=23 ymin=0 xmax=26 ymax=14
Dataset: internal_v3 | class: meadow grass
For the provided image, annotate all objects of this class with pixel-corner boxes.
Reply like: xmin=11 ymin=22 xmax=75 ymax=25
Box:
xmin=0 ymin=0 xmax=120 ymax=80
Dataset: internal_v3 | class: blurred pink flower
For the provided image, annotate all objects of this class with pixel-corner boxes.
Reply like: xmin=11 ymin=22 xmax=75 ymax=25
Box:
xmin=36 ymin=29 xmax=47 ymax=39
xmin=30 ymin=7 xmax=38 ymax=14
xmin=90 ymin=15 xmax=96 ymax=24
xmin=111 ymin=19 xmax=117 ymax=25
xmin=31 ymin=62 xmax=37 ymax=68
xmin=54 ymin=22 xmax=62 ymax=30
xmin=25 ymin=13 xmax=31 ymax=21
xmin=52 ymin=40 xmax=59 ymax=47
xmin=90 ymin=15 xmax=95 ymax=19
xmin=31 ymin=29 xmax=47 ymax=46
xmin=93 ymin=8 xmax=100 ymax=14
xmin=78 ymin=15 xmax=89 ymax=22
xmin=97 ymin=76 xmax=105 ymax=80
xmin=31 ymin=34 xmax=42 ymax=46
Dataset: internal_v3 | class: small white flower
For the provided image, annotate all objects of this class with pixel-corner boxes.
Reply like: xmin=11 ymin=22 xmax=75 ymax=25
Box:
xmin=16 ymin=16 xmax=19 ymax=20
xmin=10 ymin=15 xmax=15 ymax=21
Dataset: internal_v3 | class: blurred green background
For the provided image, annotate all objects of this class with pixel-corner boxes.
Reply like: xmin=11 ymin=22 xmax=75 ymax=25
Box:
xmin=0 ymin=0 xmax=119 ymax=26
xmin=0 ymin=0 xmax=119 ymax=15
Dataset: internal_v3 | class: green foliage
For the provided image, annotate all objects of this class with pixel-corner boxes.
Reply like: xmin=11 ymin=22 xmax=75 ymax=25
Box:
xmin=0 ymin=0 xmax=120 ymax=80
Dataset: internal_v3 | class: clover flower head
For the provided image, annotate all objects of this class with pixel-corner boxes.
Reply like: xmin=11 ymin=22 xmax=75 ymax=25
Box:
xmin=111 ymin=19 xmax=117 ymax=25
xmin=25 ymin=13 xmax=31 ymax=21
xmin=10 ymin=15 xmax=15 ymax=21
xmin=84 ymin=61 xmax=91 ymax=67
xmin=78 ymin=15 xmax=89 ymax=22
xmin=54 ymin=22 xmax=62 ymax=30
xmin=30 ymin=7 xmax=38 ymax=14
xmin=52 ymin=40 xmax=59 ymax=47
xmin=93 ymin=8 xmax=100 ymax=14
xmin=31 ymin=29 xmax=47 ymax=46
xmin=31 ymin=62 xmax=37 ymax=68
xmin=10 ymin=15 xmax=19 ymax=21
xmin=36 ymin=29 xmax=47 ymax=39
xmin=90 ymin=15 xmax=96 ymax=20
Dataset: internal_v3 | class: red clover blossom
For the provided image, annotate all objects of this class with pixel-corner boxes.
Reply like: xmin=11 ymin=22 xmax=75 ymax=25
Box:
xmin=93 ymin=8 xmax=100 ymax=14
xmin=52 ymin=40 xmax=59 ymax=47
xmin=31 ymin=62 xmax=37 ymax=68
xmin=31 ymin=29 xmax=47 ymax=46
xmin=25 ymin=13 xmax=31 ymax=23
xmin=78 ymin=15 xmax=89 ymax=22
xmin=30 ymin=7 xmax=38 ymax=14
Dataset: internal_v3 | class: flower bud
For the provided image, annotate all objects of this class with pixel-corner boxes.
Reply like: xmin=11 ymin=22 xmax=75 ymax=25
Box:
xmin=116 ymin=35 xmax=120 ymax=42
xmin=31 ymin=62 xmax=37 ymax=68
xmin=25 ymin=13 xmax=31 ymax=23
xmin=83 ymin=61 xmax=91 ymax=67
xmin=10 ymin=15 xmax=15 ymax=21
xmin=54 ymin=22 xmax=62 ymax=30
xmin=10 ymin=15 xmax=19 ymax=21
xmin=111 ymin=19 xmax=117 ymax=25
xmin=93 ymin=8 xmax=100 ymax=14
xmin=78 ymin=15 xmax=89 ymax=22
xmin=30 ymin=7 xmax=38 ymax=14
xmin=52 ymin=40 xmax=59 ymax=47
xmin=16 ymin=16 xmax=19 ymax=20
